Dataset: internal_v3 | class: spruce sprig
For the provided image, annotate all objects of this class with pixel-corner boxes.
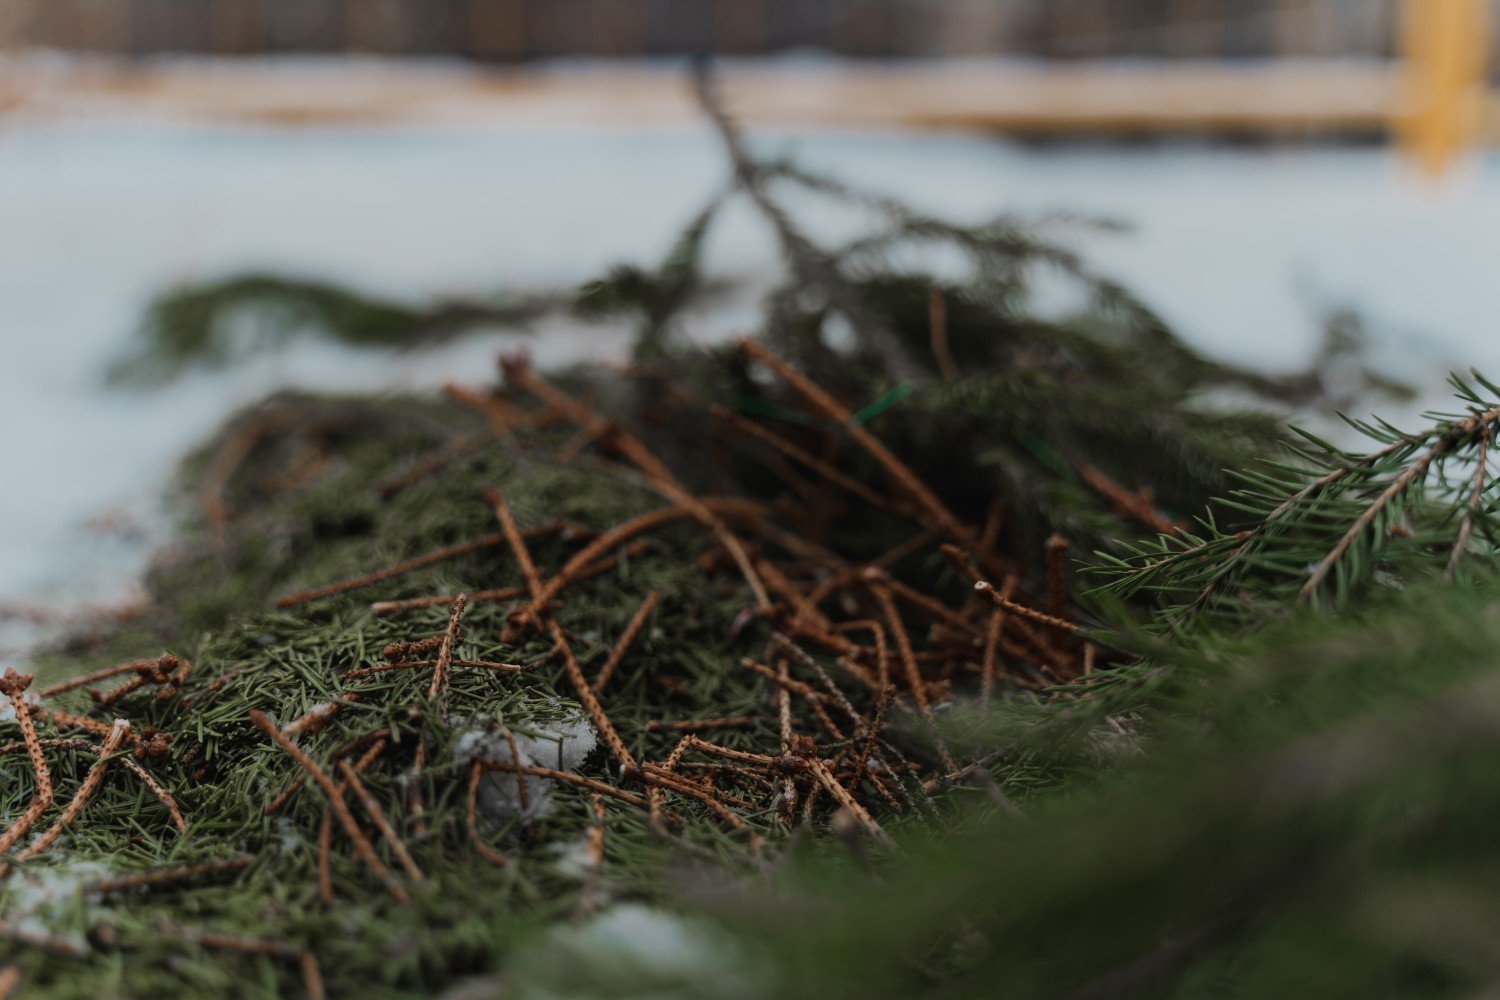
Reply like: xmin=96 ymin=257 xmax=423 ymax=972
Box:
xmin=1099 ymin=372 xmax=1500 ymax=633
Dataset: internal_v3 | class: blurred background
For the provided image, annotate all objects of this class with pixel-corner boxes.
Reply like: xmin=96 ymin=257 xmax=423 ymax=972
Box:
xmin=1 ymin=0 xmax=1496 ymax=653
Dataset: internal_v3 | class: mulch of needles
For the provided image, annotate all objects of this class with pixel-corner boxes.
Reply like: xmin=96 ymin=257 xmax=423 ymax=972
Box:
xmin=0 ymin=337 xmax=1158 ymax=999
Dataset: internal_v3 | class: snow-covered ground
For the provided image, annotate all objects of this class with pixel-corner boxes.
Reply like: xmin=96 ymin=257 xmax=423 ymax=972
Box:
xmin=2 ymin=77 xmax=1498 ymax=656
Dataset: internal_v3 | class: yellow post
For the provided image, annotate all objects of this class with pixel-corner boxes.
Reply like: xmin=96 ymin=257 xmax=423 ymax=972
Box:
xmin=1397 ymin=0 xmax=1492 ymax=177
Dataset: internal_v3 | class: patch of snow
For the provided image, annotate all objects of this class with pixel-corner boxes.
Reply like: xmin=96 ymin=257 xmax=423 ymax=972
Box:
xmin=451 ymin=704 xmax=597 ymax=826
xmin=1 ymin=860 xmax=112 ymax=953
xmin=0 ymin=691 xmax=41 ymax=723
xmin=512 ymin=903 xmax=773 ymax=1000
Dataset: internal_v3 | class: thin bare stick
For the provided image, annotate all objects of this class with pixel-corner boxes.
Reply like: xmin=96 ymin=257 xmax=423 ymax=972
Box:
xmin=740 ymin=338 xmax=991 ymax=566
xmin=1045 ymin=534 xmax=1070 ymax=615
xmin=466 ymin=759 xmax=510 ymax=868
xmin=276 ymin=535 xmax=504 ymax=607
xmin=871 ymin=586 xmax=957 ymax=771
xmin=709 ymin=405 xmax=898 ymax=514
xmin=501 ymin=357 xmax=770 ymax=609
xmin=91 ymin=857 xmax=250 ymax=893
xmin=154 ymin=919 xmax=295 ymax=958
xmin=479 ymin=760 xmax=649 ymax=809
xmin=592 ymin=590 xmax=660 ymax=692
xmin=928 ymin=286 xmax=959 ymax=382
xmin=854 ymin=686 xmax=896 ymax=792
xmin=551 ymin=621 xmax=638 ymax=776
xmin=645 ymin=717 xmax=757 ymax=733
xmin=0 ymin=669 xmax=50 ymax=854
xmin=514 ymin=499 xmax=763 ymax=628
xmin=248 ymin=711 xmax=408 ymax=903
xmin=34 ymin=657 xmax=154 ymax=698
xmin=372 ymin=586 xmax=523 ymax=615
xmin=342 ymin=657 xmax=533 ymax=680
xmin=972 ymin=580 xmax=1081 ymax=636
xmin=1448 ymin=428 xmax=1491 ymax=580
xmin=118 ymin=755 xmax=187 ymax=832
xmin=426 ymin=594 xmax=468 ymax=704
xmin=579 ymin=794 xmax=606 ymax=916
xmin=807 ymin=757 xmax=894 ymax=850
xmin=1074 ymin=461 xmax=1182 ymax=537
xmin=16 ymin=719 xmax=130 ymax=861
xmin=336 ymin=759 xmax=424 ymax=884
xmin=377 ymin=434 xmax=484 ymax=499
xmin=775 ymin=652 xmax=797 ymax=821
xmin=301 ymin=951 xmax=327 ymax=1000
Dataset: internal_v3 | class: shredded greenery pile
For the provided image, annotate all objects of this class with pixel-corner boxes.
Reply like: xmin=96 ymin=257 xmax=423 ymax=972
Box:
xmin=6 ymin=71 xmax=1497 ymax=1000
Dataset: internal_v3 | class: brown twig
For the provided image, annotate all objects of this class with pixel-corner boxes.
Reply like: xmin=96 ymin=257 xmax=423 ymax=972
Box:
xmin=1074 ymin=461 xmax=1182 ymax=537
xmin=928 ymin=285 xmax=959 ymax=382
xmin=466 ymin=759 xmax=510 ymax=868
xmin=336 ymin=759 xmax=424 ymax=884
xmin=579 ymin=793 xmax=606 ymax=916
xmin=377 ymin=434 xmax=484 ymax=499
xmin=479 ymin=760 xmax=649 ymax=809
xmin=645 ymin=716 xmax=757 ymax=733
xmin=154 ymin=919 xmax=295 ymax=958
xmin=33 ymin=658 xmax=153 ymax=699
xmin=709 ymin=405 xmax=898 ymax=514
xmin=118 ymin=755 xmax=188 ymax=832
xmin=91 ymin=857 xmax=250 ymax=893
xmin=301 ymin=951 xmax=327 ymax=1000
xmin=248 ymin=710 xmax=408 ymax=903
xmin=342 ymin=657 xmax=532 ymax=680
xmin=442 ymin=382 xmax=530 ymax=435
xmin=1045 ymin=534 xmax=1070 ymax=616
xmin=501 ymin=356 xmax=770 ymax=609
xmin=275 ymin=535 xmax=504 ymax=607
xmin=426 ymin=594 xmax=468 ymax=705
xmin=592 ymin=590 xmax=660 ymax=692
xmin=1448 ymin=427 xmax=1491 ymax=580
xmin=372 ymin=586 xmax=523 ymax=616
xmin=740 ymin=338 xmax=993 ymax=569
xmin=15 ymin=719 xmax=130 ymax=862
xmin=870 ymin=585 xmax=957 ymax=771
xmin=0 ymin=669 xmax=50 ymax=854
xmin=514 ymin=499 xmax=762 ymax=629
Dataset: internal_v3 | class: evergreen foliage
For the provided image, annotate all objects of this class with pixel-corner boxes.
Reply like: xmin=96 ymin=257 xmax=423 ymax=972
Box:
xmin=6 ymin=75 xmax=1488 ymax=1000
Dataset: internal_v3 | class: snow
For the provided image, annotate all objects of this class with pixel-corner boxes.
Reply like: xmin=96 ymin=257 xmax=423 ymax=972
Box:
xmin=452 ymin=706 xmax=598 ymax=826
xmin=512 ymin=903 xmax=771 ymax=1000
xmin=0 ymin=861 xmax=112 ymax=953
xmin=2 ymin=68 xmax=1499 ymax=657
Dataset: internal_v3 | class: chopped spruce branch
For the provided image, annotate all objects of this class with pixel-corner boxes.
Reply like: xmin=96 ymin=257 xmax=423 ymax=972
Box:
xmin=1101 ymin=372 xmax=1500 ymax=632
xmin=16 ymin=70 xmax=1479 ymax=999
xmin=108 ymin=275 xmax=545 ymax=385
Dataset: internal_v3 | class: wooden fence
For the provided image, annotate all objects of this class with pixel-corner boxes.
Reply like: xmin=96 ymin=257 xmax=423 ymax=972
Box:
xmin=0 ymin=0 xmax=1479 ymax=62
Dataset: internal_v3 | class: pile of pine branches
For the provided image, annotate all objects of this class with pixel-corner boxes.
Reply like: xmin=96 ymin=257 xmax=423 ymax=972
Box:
xmin=4 ymin=68 xmax=1496 ymax=1000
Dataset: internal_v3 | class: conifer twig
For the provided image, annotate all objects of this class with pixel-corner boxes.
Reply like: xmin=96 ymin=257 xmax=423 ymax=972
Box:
xmin=426 ymin=594 xmax=467 ymax=704
xmin=15 ymin=719 xmax=130 ymax=863
xmin=501 ymin=356 xmax=771 ymax=610
xmin=248 ymin=711 xmax=408 ymax=904
xmin=1447 ymin=428 xmax=1490 ymax=580
xmin=739 ymin=338 xmax=995 ymax=572
xmin=0 ymin=669 xmax=50 ymax=854
xmin=336 ymin=759 xmax=424 ymax=884
xmin=695 ymin=64 xmax=922 ymax=382
xmin=466 ymin=759 xmax=510 ymax=869
xmin=1300 ymin=404 xmax=1500 ymax=601
xmin=928 ymin=286 xmax=959 ymax=383
xmin=91 ymin=857 xmax=250 ymax=893
xmin=593 ymin=590 xmax=660 ymax=692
